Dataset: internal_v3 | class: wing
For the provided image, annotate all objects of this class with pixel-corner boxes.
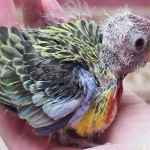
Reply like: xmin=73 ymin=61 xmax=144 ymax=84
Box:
xmin=0 ymin=25 xmax=98 ymax=135
xmin=25 ymin=19 xmax=102 ymax=70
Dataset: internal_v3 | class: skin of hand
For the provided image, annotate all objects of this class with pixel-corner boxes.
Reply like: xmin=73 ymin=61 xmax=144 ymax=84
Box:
xmin=0 ymin=0 xmax=150 ymax=150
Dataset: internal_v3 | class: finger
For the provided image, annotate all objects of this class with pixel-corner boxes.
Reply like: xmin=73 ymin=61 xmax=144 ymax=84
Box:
xmin=0 ymin=0 xmax=18 ymax=27
xmin=22 ymin=0 xmax=44 ymax=28
xmin=22 ymin=0 xmax=66 ymax=28
xmin=13 ymin=0 xmax=21 ymax=7
xmin=41 ymin=0 xmax=66 ymax=24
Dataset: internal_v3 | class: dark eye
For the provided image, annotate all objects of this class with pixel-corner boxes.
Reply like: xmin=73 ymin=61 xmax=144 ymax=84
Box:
xmin=135 ymin=38 xmax=145 ymax=50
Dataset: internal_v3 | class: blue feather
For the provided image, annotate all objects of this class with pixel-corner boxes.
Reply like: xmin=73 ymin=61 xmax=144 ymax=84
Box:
xmin=34 ymin=112 xmax=74 ymax=135
xmin=69 ymin=67 xmax=98 ymax=127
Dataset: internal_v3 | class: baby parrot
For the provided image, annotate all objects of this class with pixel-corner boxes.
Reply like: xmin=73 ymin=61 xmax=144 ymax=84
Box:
xmin=0 ymin=10 xmax=150 ymax=147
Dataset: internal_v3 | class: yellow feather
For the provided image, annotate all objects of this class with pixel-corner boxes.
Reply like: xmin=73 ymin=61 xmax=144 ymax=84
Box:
xmin=75 ymin=86 xmax=117 ymax=136
xmin=75 ymin=105 xmax=95 ymax=136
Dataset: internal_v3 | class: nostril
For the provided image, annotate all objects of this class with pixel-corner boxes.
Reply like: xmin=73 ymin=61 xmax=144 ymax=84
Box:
xmin=135 ymin=38 xmax=145 ymax=50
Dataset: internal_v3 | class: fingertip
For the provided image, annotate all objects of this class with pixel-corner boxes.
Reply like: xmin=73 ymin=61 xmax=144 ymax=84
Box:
xmin=41 ymin=0 xmax=67 ymax=25
xmin=22 ymin=0 xmax=66 ymax=28
xmin=22 ymin=0 xmax=45 ymax=28
xmin=13 ymin=0 xmax=22 ymax=7
xmin=0 ymin=0 xmax=19 ymax=27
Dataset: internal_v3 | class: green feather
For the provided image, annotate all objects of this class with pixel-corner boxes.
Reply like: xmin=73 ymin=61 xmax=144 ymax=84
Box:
xmin=0 ymin=19 xmax=108 ymax=133
xmin=13 ymin=58 xmax=23 ymax=68
xmin=25 ymin=19 xmax=102 ymax=69
xmin=0 ymin=45 xmax=22 ymax=60
xmin=0 ymin=70 xmax=20 ymax=86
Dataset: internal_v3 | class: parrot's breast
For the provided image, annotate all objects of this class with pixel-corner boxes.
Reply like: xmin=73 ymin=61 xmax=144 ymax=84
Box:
xmin=69 ymin=82 xmax=121 ymax=137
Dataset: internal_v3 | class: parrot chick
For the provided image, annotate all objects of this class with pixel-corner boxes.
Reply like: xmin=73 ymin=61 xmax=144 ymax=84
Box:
xmin=0 ymin=9 xmax=150 ymax=148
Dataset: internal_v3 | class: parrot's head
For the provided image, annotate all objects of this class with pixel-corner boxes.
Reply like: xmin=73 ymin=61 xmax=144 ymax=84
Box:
xmin=102 ymin=9 xmax=150 ymax=76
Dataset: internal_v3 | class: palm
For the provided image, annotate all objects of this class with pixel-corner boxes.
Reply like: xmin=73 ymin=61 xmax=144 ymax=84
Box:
xmin=100 ymin=89 xmax=150 ymax=145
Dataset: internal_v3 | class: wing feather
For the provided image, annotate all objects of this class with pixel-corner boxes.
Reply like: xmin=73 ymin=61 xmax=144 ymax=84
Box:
xmin=0 ymin=19 xmax=101 ymax=135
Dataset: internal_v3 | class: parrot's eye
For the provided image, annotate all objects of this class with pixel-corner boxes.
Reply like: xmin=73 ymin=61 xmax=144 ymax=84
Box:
xmin=135 ymin=38 xmax=145 ymax=50
xmin=130 ymin=33 xmax=147 ymax=52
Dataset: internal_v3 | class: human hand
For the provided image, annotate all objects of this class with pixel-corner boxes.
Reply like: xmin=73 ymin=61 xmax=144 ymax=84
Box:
xmin=90 ymin=89 xmax=150 ymax=150
xmin=0 ymin=1 xmax=150 ymax=150
xmin=0 ymin=1 xmax=77 ymax=150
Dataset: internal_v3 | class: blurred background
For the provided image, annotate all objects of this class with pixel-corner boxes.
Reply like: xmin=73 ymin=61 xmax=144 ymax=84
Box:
xmin=1 ymin=0 xmax=150 ymax=150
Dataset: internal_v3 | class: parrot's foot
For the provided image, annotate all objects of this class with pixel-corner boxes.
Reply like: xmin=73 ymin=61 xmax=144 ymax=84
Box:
xmin=58 ymin=130 xmax=99 ymax=148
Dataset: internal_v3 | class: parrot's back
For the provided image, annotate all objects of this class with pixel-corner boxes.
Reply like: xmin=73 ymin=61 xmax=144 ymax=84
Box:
xmin=0 ymin=20 xmax=119 ymax=138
